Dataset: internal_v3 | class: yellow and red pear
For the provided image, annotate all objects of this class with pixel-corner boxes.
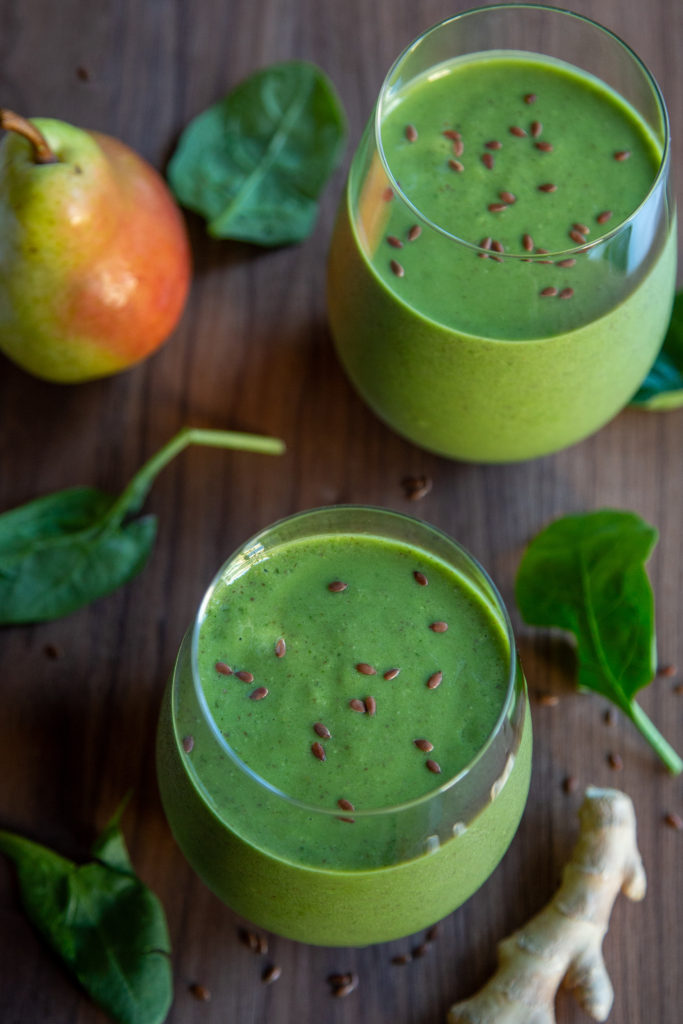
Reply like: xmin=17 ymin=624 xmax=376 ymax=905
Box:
xmin=0 ymin=110 xmax=191 ymax=382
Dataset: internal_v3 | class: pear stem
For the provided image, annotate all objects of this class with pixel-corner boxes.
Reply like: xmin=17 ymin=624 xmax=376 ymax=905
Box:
xmin=0 ymin=109 xmax=58 ymax=164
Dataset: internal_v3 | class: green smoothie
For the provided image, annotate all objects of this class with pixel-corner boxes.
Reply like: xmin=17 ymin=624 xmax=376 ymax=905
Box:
xmin=156 ymin=507 xmax=531 ymax=945
xmin=328 ymin=47 xmax=676 ymax=461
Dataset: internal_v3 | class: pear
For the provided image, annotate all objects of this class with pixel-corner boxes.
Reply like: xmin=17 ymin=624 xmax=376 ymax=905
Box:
xmin=0 ymin=110 xmax=191 ymax=382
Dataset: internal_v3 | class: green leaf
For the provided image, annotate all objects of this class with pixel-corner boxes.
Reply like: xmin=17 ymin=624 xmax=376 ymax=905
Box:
xmin=0 ymin=426 xmax=285 ymax=625
xmin=167 ymin=60 xmax=347 ymax=246
xmin=0 ymin=808 xmax=172 ymax=1024
xmin=631 ymin=291 xmax=683 ymax=409
xmin=515 ymin=509 xmax=682 ymax=774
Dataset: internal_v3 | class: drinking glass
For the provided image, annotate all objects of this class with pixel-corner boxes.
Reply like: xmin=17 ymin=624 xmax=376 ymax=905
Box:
xmin=327 ymin=5 xmax=676 ymax=461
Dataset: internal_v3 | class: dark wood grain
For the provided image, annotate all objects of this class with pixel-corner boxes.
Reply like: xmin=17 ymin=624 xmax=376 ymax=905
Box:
xmin=0 ymin=1 xmax=681 ymax=1022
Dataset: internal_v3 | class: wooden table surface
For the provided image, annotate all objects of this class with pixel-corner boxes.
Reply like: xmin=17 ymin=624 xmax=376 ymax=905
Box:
xmin=1 ymin=1 xmax=681 ymax=1022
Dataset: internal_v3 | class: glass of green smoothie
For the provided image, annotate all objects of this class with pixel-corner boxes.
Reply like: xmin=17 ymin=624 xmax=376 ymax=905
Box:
xmin=157 ymin=506 xmax=531 ymax=946
xmin=327 ymin=4 xmax=676 ymax=462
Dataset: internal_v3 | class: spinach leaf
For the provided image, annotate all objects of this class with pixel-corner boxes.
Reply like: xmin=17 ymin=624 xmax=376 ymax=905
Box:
xmin=515 ymin=509 xmax=682 ymax=774
xmin=0 ymin=804 xmax=172 ymax=1024
xmin=631 ymin=291 xmax=683 ymax=409
xmin=0 ymin=426 xmax=284 ymax=624
xmin=167 ymin=60 xmax=347 ymax=246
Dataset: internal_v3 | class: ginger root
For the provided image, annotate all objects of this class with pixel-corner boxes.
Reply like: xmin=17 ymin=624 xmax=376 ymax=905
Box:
xmin=449 ymin=787 xmax=646 ymax=1024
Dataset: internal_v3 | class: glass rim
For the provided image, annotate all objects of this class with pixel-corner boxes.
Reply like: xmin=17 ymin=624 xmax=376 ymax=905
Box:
xmin=374 ymin=2 xmax=671 ymax=260
xmin=188 ymin=504 xmax=522 ymax=819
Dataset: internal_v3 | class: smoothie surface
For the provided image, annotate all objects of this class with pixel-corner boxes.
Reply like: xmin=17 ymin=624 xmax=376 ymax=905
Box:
xmin=197 ymin=533 xmax=510 ymax=812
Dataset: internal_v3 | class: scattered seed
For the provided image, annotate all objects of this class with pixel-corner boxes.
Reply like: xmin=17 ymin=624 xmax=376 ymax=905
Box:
xmin=572 ymin=222 xmax=590 ymax=235
xmin=405 ymin=123 xmax=418 ymax=142
xmin=426 ymin=923 xmax=441 ymax=943
xmin=530 ymin=120 xmax=542 ymax=138
xmin=262 ymin=964 xmax=282 ymax=985
xmin=603 ymin=708 xmax=617 ymax=727
xmin=596 ymin=210 xmax=613 ymax=225
xmin=182 ymin=735 xmax=194 ymax=754
xmin=43 ymin=643 xmax=62 ymax=660
xmin=408 ymin=224 xmax=422 ymax=241
xmin=215 ymin=661 xmax=232 ymax=676
xmin=442 ymin=129 xmax=461 ymax=142
xmin=509 ymin=125 xmax=527 ymax=137
xmin=356 ymin=662 xmax=376 ymax=675
xmin=556 ymin=258 xmax=576 ymax=268
xmin=499 ymin=190 xmax=516 ymax=204
xmin=426 ymin=760 xmax=442 ymax=774
xmin=338 ymin=798 xmax=355 ymax=812
xmin=76 ymin=66 xmax=91 ymax=82
xmin=401 ymin=473 xmax=432 ymax=500
xmin=390 ymin=258 xmax=405 ymax=278
xmin=614 ymin=150 xmax=631 ymax=161
xmin=430 ymin=621 xmax=448 ymax=633
xmin=312 ymin=741 xmax=326 ymax=761
xmin=449 ymin=158 xmax=464 ymax=172
xmin=382 ymin=186 xmax=394 ymax=201
xmin=235 ymin=670 xmax=254 ymax=683
xmin=391 ymin=953 xmax=413 ymax=965
xmin=383 ymin=667 xmax=401 ymax=680
xmin=538 ymin=182 xmax=557 ymax=192
xmin=412 ymin=941 xmax=432 ymax=957
xmin=480 ymin=236 xmax=493 ymax=250
xmin=481 ymin=152 xmax=494 ymax=169
xmin=426 ymin=671 xmax=443 ymax=690
xmin=664 ymin=812 xmax=683 ymax=831
xmin=540 ymin=286 xmax=558 ymax=298
xmin=658 ymin=663 xmax=677 ymax=677
xmin=328 ymin=580 xmax=348 ymax=592
xmin=249 ymin=686 xmax=268 ymax=700
xmin=189 ymin=983 xmax=211 ymax=1001
xmin=414 ymin=738 xmax=434 ymax=753
xmin=558 ymin=287 xmax=574 ymax=299
xmin=491 ymin=239 xmax=505 ymax=254
xmin=314 ymin=722 xmax=331 ymax=739
xmin=522 ymin=233 xmax=534 ymax=252
xmin=414 ymin=570 xmax=429 ymax=586
xmin=452 ymin=136 xmax=464 ymax=157
xmin=674 ymin=683 xmax=683 ymax=695
xmin=338 ymin=816 xmax=355 ymax=824
xmin=387 ymin=234 xmax=404 ymax=249
xmin=275 ymin=637 xmax=286 ymax=658
xmin=562 ymin=774 xmax=579 ymax=794
xmin=332 ymin=974 xmax=359 ymax=998
xmin=364 ymin=695 xmax=377 ymax=716
xmin=537 ymin=690 xmax=560 ymax=704
xmin=607 ymin=751 xmax=624 ymax=771
xmin=239 ymin=928 xmax=268 ymax=954
xmin=535 ymin=141 xmax=553 ymax=152
xmin=536 ymin=247 xmax=549 ymax=254
xmin=327 ymin=972 xmax=353 ymax=987
xmin=488 ymin=202 xmax=508 ymax=213
xmin=349 ymin=698 xmax=366 ymax=712
xmin=524 ymin=92 xmax=537 ymax=104
xmin=569 ymin=229 xmax=587 ymax=245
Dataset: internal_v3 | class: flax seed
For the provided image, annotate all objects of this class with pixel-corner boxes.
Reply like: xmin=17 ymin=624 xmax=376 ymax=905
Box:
xmin=538 ymin=182 xmax=557 ymax=192
xmin=485 ymin=140 xmax=502 ymax=150
xmin=392 ymin=953 xmax=413 ymax=965
xmin=443 ymin=129 xmax=460 ymax=142
xmin=249 ymin=686 xmax=268 ymax=700
xmin=364 ymin=695 xmax=377 ymax=716
xmin=509 ymin=125 xmax=527 ymax=137
xmin=430 ymin=621 xmax=448 ymax=633
xmin=562 ymin=774 xmax=579 ymax=794
xmin=414 ymin=738 xmax=434 ymax=752
xmin=569 ymin=229 xmax=587 ymax=244
xmin=312 ymin=741 xmax=326 ymax=761
xmin=401 ymin=474 xmax=432 ymax=499
xmin=664 ymin=812 xmax=683 ymax=830
xmin=182 ymin=735 xmax=194 ymax=754
xmin=499 ymin=190 xmax=516 ymax=204
xmin=449 ymin=158 xmax=464 ymax=172
xmin=491 ymin=239 xmax=505 ymax=254
xmin=453 ymin=136 xmax=464 ymax=157
xmin=328 ymin=580 xmax=348 ymax=592
xmin=275 ymin=637 xmax=286 ymax=658
xmin=414 ymin=570 xmax=429 ymax=585
xmin=537 ymin=691 xmax=560 ymax=704
xmin=382 ymin=186 xmax=394 ymax=201
xmin=408 ymin=224 xmax=422 ymax=241
xmin=338 ymin=798 xmax=355 ymax=812
xmin=405 ymin=124 xmax=418 ymax=142
xmin=235 ymin=670 xmax=254 ymax=683
xmin=572 ymin=222 xmax=590 ymax=235
xmin=540 ymin=286 xmax=558 ymax=297
xmin=426 ymin=671 xmax=443 ymax=690
xmin=524 ymin=93 xmax=537 ymax=104
xmin=488 ymin=202 xmax=508 ymax=213
xmin=603 ymin=708 xmax=617 ymax=726
xmin=614 ymin=150 xmax=631 ymax=161
xmin=556 ymin=258 xmax=576 ymax=268
xmin=387 ymin=235 xmax=404 ymax=249
xmin=522 ymin=233 xmax=534 ymax=252
xmin=333 ymin=976 xmax=359 ymax=998
xmin=383 ymin=668 xmax=400 ymax=680
xmin=215 ymin=661 xmax=232 ymax=675
xmin=596 ymin=210 xmax=613 ymax=225
xmin=262 ymin=964 xmax=282 ymax=985
xmin=426 ymin=759 xmax=442 ymax=774
xmin=349 ymin=698 xmax=366 ymax=712
xmin=530 ymin=120 xmax=542 ymax=137
xmin=412 ymin=941 xmax=432 ymax=957
xmin=426 ymin=924 xmax=440 ymax=943
xmin=607 ymin=751 xmax=623 ymax=771
xmin=658 ymin=663 xmax=677 ymax=677
xmin=535 ymin=141 xmax=553 ymax=152
xmin=390 ymin=258 xmax=405 ymax=278
xmin=481 ymin=152 xmax=494 ymax=169
xmin=189 ymin=983 xmax=211 ymax=1001
xmin=558 ymin=287 xmax=574 ymax=299
xmin=356 ymin=662 xmax=376 ymax=675
xmin=314 ymin=722 xmax=331 ymax=739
